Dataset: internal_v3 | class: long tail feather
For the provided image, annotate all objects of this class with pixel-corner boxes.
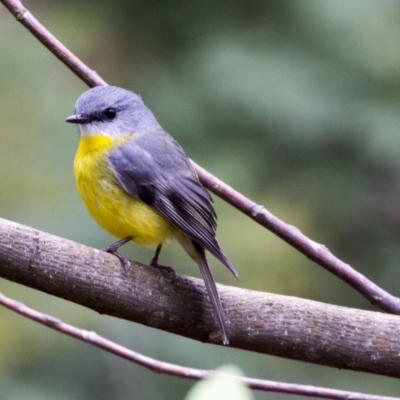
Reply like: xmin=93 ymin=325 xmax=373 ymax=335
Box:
xmin=192 ymin=240 xmax=229 ymax=345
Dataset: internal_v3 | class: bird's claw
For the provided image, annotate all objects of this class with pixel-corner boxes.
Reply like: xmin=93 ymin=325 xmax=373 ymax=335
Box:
xmin=102 ymin=247 xmax=131 ymax=273
xmin=149 ymin=259 xmax=176 ymax=276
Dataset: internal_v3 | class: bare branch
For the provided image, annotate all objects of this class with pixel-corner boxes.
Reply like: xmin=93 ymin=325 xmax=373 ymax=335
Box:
xmin=1 ymin=0 xmax=106 ymax=87
xmin=194 ymin=163 xmax=400 ymax=314
xmin=1 ymin=0 xmax=399 ymax=318
xmin=1 ymin=217 xmax=400 ymax=379
xmin=0 ymin=290 xmax=396 ymax=400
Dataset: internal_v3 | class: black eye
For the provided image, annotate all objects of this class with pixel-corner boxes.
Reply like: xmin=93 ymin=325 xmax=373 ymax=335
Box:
xmin=104 ymin=108 xmax=117 ymax=120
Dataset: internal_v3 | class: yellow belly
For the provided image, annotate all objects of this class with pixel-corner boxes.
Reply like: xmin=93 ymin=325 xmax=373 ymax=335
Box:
xmin=73 ymin=134 xmax=176 ymax=246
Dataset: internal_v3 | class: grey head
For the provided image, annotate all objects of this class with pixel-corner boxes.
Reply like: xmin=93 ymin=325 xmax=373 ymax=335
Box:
xmin=65 ymin=86 xmax=161 ymax=137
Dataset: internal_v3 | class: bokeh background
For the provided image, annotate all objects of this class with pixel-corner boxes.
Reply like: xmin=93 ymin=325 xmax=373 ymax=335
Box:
xmin=1 ymin=0 xmax=400 ymax=398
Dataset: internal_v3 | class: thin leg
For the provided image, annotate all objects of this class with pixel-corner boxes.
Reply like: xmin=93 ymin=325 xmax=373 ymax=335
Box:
xmin=149 ymin=244 xmax=163 ymax=266
xmin=102 ymin=236 xmax=132 ymax=272
xmin=149 ymin=244 xmax=175 ymax=275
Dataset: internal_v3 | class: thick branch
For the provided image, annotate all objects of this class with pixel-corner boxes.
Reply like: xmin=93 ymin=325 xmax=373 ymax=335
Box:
xmin=1 ymin=217 xmax=400 ymax=378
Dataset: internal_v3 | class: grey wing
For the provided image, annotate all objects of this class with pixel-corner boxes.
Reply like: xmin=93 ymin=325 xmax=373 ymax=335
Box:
xmin=108 ymin=134 xmax=237 ymax=277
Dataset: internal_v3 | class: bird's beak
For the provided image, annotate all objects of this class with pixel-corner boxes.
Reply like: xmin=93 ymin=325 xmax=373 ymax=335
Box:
xmin=65 ymin=114 xmax=89 ymax=124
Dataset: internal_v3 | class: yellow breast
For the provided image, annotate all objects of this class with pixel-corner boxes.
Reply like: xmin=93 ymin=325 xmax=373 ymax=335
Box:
xmin=73 ymin=134 xmax=176 ymax=246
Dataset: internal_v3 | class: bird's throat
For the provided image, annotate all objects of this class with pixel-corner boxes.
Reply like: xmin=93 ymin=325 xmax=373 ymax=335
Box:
xmin=76 ymin=133 xmax=117 ymax=155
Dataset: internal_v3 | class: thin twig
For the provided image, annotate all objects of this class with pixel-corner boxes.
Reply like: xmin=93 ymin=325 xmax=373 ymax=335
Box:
xmin=195 ymin=163 xmax=400 ymax=313
xmin=1 ymin=0 xmax=106 ymax=87
xmin=0 ymin=291 xmax=396 ymax=400
xmin=1 ymin=0 xmax=399 ymax=316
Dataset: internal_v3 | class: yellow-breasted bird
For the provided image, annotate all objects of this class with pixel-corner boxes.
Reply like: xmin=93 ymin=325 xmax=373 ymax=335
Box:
xmin=66 ymin=86 xmax=237 ymax=345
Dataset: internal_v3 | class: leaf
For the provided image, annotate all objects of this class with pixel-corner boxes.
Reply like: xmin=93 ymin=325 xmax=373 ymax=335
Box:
xmin=185 ymin=365 xmax=254 ymax=400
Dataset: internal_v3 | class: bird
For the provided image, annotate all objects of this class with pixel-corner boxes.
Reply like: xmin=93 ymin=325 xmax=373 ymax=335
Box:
xmin=66 ymin=85 xmax=237 ymax=345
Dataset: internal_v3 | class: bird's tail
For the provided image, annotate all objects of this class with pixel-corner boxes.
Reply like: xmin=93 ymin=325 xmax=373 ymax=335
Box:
xmin=192 ymin=240 xmax=229 ymax=345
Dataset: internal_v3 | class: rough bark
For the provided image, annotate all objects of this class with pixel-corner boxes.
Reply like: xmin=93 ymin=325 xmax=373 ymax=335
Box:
xmin=0 ymin=217 xmax=399 ymax=378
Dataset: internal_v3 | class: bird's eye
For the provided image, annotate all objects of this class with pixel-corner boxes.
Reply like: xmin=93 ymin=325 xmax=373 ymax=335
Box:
xmin=104 ymin=108 xmax=117 ymax=120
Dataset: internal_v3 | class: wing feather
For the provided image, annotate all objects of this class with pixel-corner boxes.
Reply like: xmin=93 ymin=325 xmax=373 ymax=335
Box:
xmin=108 ymin=133 xmax=237 ymax=277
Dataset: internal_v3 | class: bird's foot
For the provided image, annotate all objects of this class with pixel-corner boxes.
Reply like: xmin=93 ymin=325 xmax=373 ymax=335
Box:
xmin=148 ymin=243 xmax=175 ymax=276
xmin=149 ymin=257 xmax=176 ymax=276
xmin=102 ymin=236 xmax=132 ymax=273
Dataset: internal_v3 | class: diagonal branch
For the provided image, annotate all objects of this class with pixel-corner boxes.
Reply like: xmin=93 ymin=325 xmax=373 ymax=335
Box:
xmin=0 ymin=291 xmax=396 ymax=400
xmin=194 ymin=163 xmax=400 ymax=313
xmin=1 ymin=0 xmax=106 ymax=87
xmin=1 ymin=217 xmax=400 ymax=379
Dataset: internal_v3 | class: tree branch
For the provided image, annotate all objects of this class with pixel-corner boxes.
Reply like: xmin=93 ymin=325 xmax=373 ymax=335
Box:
xmin=194 ymin=163 xmax=400 ymax=314
xmin=2 ymin=0 xmax=399 ymax=318
xmin=1 ymin=0 xmax=106 ymax=87
xmin=0 ymin=291 xmax=396 ymax=400
xmin=1 ymin=217 xmax=400 ymax=379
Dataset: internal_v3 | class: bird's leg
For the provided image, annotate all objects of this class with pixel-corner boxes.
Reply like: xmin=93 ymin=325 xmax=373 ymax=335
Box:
xmin=149 ymin=243 xmax=162 ymax=266
xmin=149 ymin=244 xmax=175 ymax=275
xmin=102 ymin=236 xmax=132 ymax=272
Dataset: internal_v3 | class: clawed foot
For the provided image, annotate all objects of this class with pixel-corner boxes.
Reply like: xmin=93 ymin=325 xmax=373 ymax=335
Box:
xmin=102 ymin=236 xmax=132 ymax=273
xmin=149 ymin=244 xmax=175 ymax=276
xmin=149 ymin=259 xmax=176 ymax=276
xmin=102 ymin=247 xmax=131 ymax=272
xmin=101 ymin=239 xmax=175 ymax=276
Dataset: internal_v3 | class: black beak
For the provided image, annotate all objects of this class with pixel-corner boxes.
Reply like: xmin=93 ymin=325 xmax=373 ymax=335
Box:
xmin=65 ymin=114 xmax=89 ymax=124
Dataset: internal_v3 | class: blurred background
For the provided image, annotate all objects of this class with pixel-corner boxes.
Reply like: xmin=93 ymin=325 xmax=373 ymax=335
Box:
xmin=1 ymin=0 xmax=400 ymax=398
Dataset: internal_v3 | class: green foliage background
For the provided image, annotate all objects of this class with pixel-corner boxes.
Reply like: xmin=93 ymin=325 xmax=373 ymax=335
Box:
xmin=1 ymin=0 xmax=400 ymax=398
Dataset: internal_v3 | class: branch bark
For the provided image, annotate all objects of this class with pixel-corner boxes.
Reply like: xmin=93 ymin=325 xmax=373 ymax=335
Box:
xmin=1 ymin=0 xmax=106 ymax=87
xmin=0 ymin=293 xmax=396 ymax=400
xmin=1 ymin=217 xmax=400 ymax=378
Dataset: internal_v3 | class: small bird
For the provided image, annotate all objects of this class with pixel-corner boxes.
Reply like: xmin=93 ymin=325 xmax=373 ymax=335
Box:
xmin=66 ymin=86 xmax=237 ymax=344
